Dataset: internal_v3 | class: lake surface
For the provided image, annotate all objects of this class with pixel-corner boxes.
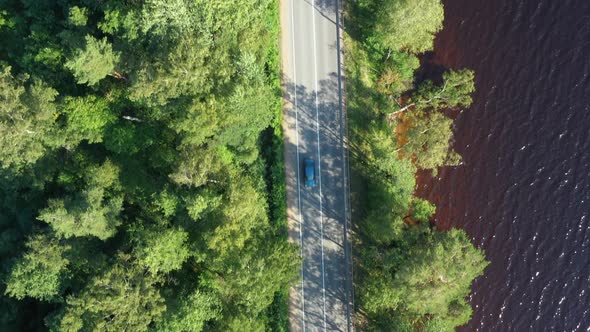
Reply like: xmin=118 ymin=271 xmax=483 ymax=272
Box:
xmin=416 ymin=0 xmax=590 ymax=330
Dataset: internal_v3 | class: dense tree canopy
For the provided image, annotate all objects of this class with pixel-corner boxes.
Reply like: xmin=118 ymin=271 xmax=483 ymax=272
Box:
xmin=374 ymin=0 xmax=445 ymax=53
xmin=156 ymin=289 xmax=221 ymax=332
xmin=393 ymin=230 xmax=488 ymax=317
xmin=410 ymin=198 xmax=436 ymax=223
xmin=403 ymin=111 xmax=458 ymax=172
xmin=132 ymin=225 xmax=190 ymax=274
xmin=37 ymin=159 xmax=123 ymax=240
xmin=0 ymin=0 xmax=296 ymax=330
xmin=0 ymin=66 xmax=58 ymax=169
xmin=385 ymin=69 xmax=475 ymax=173
xmin=47 ymin=254 xmax=166 ymax=332
xmin=0 ymin=0 xmax=486 ymax=330
xmin=5 ymin=232 xmax=70 ymax=301
xmin=414 ymin=69 xmax=476 ymax=111
xmin=363 ymin=158 xmax=416 ymax=243
xmin=346 ymin=0 xmax=487 ymax=330
xmin=360 ymin=230 xmax=487 ymax=331
xmin=376 ymin=51 xmax=420 ymax=97
xmin=61 ymin=95 xmax=117 ymax=145
xmin=65 ymin=35 xmax=120 ymax=86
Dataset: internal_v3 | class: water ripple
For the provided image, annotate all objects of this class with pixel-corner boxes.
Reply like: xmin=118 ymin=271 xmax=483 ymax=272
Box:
xmin=417 ymin=0 xmax=590 ymax=330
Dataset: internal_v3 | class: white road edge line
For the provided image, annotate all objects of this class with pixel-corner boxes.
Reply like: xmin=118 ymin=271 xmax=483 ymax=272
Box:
xmin=334 ymin=0 xmax=352 ymax=330
xmin=290 ymin=0 xmax=305 ymax=330
xmin=311 ymin=1 xmax=327 ymax=331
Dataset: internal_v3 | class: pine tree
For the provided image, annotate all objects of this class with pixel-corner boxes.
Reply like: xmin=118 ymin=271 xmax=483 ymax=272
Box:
xmin=65 ymin=35 xmax=120 ymax=86
xmin=5 ymin=232 xmax=70 ymax=301
xmin=0 ymin=66 xmax=58 ymax=169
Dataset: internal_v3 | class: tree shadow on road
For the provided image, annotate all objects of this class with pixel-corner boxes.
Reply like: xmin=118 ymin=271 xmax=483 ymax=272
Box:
xmin=282 ymin=71 xmax=354 ymax=331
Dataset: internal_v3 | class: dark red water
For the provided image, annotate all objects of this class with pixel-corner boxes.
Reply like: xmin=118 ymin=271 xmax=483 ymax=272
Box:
xmin=416 ymin=0 xmax=590 ymax=330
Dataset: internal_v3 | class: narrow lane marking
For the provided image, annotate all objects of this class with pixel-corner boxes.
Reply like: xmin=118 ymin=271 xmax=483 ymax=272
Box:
xmin=290 ymin=0 xmax=305 ymax=330
xmin=311 ymin=1 xmax=328 ymax=331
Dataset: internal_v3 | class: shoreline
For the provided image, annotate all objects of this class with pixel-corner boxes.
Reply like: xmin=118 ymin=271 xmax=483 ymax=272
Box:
xmin=343 ymin=0 xmax=488 ymax=330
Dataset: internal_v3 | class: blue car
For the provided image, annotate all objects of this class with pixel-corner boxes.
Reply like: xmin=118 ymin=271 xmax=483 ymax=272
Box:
xmin=304 ymin=158 xmax=316 ymax=187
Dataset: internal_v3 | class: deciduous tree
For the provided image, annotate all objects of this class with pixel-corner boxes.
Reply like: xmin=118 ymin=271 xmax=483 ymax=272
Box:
xmin=364 ymin=159 xmax=416 ymax=243
xmin=68 ymin=6 xmax=88 ymax=27
xmin=156 ymin=289 xmax=221 ymax=332
xmin=390 ymin=69 xmax=475 ymax=116
xmin=410 ymin=198 xmax=436 ymax=222
xmin=414 ymin=69 xmax=476 ymax=111
xmin=376 ymin=51 xmax=420 ymax=97
xmin=374 ymin=0 xmax=444 ymax=53
xmin=360 ymin=230 xmax=488 ymax=331
xmin=403 ymin=111 xmax=456 ymax=173
xmin=392 ymin=229 xmax=488 ymax=322
xmin=61 ymin=95 xmax=117 ymax=145
xmin=132 ymin=225 xmax=190 ymax=274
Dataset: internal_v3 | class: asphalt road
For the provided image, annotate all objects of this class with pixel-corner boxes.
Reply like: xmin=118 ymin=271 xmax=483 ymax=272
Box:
xmin=280 ymin=0 xmax=352 ymax=330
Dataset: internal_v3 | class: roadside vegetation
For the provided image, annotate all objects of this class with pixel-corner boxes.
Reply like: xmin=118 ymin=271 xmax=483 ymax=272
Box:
xmin=0 ymin=0 xmax=297 ymax=331
xmin=344 ymin=0 xmax=489 ymax=330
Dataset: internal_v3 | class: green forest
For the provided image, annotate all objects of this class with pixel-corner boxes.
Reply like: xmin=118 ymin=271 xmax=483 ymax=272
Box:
xmin=345 ymin=0 xmax=489 ymax=330
xmin=0 ymin=0 xmax=489 ymax=331
xmin=0 ymin=0 xmax=298 ymax=331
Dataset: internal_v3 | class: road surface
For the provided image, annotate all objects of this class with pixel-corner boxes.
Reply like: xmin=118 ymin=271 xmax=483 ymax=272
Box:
xmin=280 ymin=0 xmax=352 ymax=330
